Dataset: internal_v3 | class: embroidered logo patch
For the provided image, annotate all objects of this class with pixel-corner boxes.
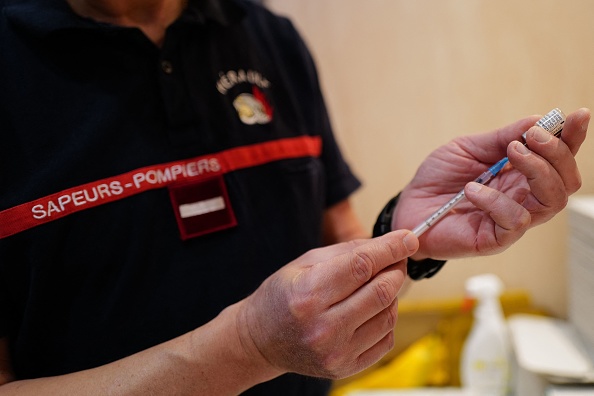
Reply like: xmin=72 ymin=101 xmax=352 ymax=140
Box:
xmin=216 ymin=69 xmax=273 ymax=125
xmin=233 ymin=86 xmax=273 ymax=125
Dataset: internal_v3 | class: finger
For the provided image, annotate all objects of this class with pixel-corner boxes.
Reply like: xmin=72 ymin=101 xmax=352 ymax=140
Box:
xmin=513 ymin=127 xmax=582 ymax=197
xmin=300 ymin=231 xmax=418 ymax=307
xmin=507 ymin=136 xmax=575 ymax=218
xmin=559 ymin=108 xmax=590 ymax=156
xmin=328 ymin=261 xmax=406 ymax=333
xmin=456 ymin=109 xmax=589 ymax=165
xmin=354 ymin=322 xmax=396 ymax=373
xmin=350 ymin=297 xmax=399 ymax=357
xmin=457 ymin=115 xmax=540 ymax=163
xmin=298 ymin=238 xmax=377 ymax=264
xmin=320 ymin=299 xmax=399 ymax=378
xmin=464 ymin=182 xmax=531 ymax=251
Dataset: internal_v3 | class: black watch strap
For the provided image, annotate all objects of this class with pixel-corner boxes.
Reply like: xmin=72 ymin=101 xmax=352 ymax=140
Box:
xmin=372 ymin=194 xmax=400 ymax=238
xmin=373 ymin=194 xmax=447 ymax=280
xmin=406 ymin=257 xmax=447 ymax=280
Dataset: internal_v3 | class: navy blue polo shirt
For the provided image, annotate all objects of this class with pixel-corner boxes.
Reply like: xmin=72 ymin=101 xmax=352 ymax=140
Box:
xmin=0 ymin=0 xmax=361 ymax=394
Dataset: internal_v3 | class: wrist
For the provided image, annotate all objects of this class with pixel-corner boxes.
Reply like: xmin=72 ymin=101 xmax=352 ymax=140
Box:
xmin=186 ymin=301 xmax=282 ymax=394
xmin=373 ymin=194 xmax=447 ymax=280
xmin=231 ymin=300 xmax=285 ymax=382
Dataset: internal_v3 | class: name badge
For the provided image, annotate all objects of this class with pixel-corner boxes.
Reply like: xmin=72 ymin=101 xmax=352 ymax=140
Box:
xmin=168 ymin=175 xmax=237 ymax=240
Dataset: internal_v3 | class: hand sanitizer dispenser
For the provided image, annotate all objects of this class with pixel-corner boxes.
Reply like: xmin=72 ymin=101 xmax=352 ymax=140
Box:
xmin=460 ymin=273 xmax=511 ymax=396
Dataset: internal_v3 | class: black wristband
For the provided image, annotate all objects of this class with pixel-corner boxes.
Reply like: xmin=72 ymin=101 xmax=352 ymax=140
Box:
xmin=372 ymin=194 xmax=401 ymax=238
xmin=406 ymin=257 xmax=447 ymax=280
xmin=373 ymin=194 xmax=447 ymax=280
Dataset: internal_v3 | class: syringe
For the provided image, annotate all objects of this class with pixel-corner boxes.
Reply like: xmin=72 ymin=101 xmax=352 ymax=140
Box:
xmin=411 ymin=108 xmax=566 ymax=237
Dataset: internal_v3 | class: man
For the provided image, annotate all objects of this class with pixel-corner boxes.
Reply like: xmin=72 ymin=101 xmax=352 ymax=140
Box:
xmin=0 ymin=0 xmax=589 ymax=394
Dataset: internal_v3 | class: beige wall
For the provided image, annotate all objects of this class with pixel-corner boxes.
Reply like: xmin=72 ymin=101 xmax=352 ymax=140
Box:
xmin=266 ymin=0 xmax=594 ymax=317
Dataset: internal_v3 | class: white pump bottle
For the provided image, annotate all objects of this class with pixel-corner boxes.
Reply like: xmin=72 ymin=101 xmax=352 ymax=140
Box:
xmin=460 ymin=273 xmax=511 ymax=396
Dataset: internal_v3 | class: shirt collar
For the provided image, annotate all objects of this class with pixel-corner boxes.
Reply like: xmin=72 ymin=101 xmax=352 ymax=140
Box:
xmin=4 ymin=0 xmax=246 ymax=38
xmin=192 ymin=0 xmax=246 ymax=26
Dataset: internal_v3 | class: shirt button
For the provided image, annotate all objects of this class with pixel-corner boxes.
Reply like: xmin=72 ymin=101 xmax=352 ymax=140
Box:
xmin=161 ymin=60 xmax=173 ymax=74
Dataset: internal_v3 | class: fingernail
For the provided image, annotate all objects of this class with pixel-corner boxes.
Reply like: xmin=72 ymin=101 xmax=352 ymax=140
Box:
xmin=581 ymin=117 xmax=590 ymax=133
xmin=466 ymin=182 xmax=482 ymax=193
xmin=515 ymin=141 xmax=530 ymax=155
xmin=403 ymin=232 xmax=418 ymax=252
xmin=534 ymin=128 xmax=552 ymax=143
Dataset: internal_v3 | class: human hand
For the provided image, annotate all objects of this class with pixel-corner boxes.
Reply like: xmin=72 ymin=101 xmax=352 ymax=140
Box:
xmin=235 ymin=230 xmax=418 ymax=380
xmin=393 ymin=108 xmax=590 ymax=260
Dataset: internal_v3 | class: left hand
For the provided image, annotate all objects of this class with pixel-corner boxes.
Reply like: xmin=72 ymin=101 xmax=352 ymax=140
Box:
xmin=237 ymin=231 xmax=417 ymax=379
xmin=392 ymin=108 xmax=590 ymax=260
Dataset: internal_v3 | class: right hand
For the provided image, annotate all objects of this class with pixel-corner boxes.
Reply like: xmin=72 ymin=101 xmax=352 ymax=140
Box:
xmin=393 ymin=108 xmax=589 ymax=260
xmin=235 ymin=230 xmax=419 ymax=380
